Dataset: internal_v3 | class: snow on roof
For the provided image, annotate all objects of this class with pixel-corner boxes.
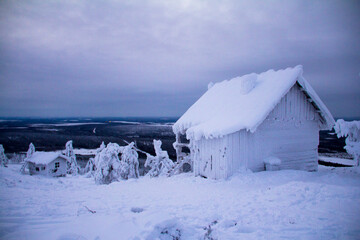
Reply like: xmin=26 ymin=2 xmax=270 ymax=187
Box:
xmin=25 ymin=152 xmax=69 ymax=165
xmin=173 ymin=65 xmax=335 ymax=140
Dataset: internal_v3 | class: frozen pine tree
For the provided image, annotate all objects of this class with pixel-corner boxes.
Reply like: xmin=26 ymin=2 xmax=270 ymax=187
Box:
xmin=84 ymin=142 xmax=105 ymax=177
xmin=97 ymin=141 xmax=106 ymax=153
xmin=20 ymin=143 xmax=35 ymax=173
xmin=0 ymin=144 xmax=8 ymax=167
xmin=84 ymin=157 xmax=94 ymax=177
xmin=120 ymin=142 xmax=139 ymax=179
xmin=26 ymin=143 xmax=35 ymax=159
xmin=145 ymin=140 xmax=175 ymax=177
xmin=334 ymin=119 xmax=360 ymax=166
xmin=65 ymin=140 xmax=79 ymax=175
xmin=93 ymin=143 xmax=124 ymax=184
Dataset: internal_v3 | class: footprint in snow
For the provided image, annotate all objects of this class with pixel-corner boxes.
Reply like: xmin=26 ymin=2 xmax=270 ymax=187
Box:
xmin=131 ymin=207 xmax=144 ymax=213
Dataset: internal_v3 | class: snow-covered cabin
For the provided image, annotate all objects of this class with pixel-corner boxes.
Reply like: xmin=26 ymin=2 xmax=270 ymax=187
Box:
xmin=25 ymin=152 xmax=69 ymax=177
xmin=173 ymin=65 xmax=335 ymax=179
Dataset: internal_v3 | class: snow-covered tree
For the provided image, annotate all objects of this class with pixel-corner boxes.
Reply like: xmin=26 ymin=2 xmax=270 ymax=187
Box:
xmin=92 ymin=142 xmax=141 ymax=183
xmin=20 ymin=143 xmax=35 ymax=173
xmin=334 ymin=119 xmax=360 ymax=166
xmin=93 ymin=143 xmax=123 ymax=184
xmin=97 ymin=141 xmax=106 ymax=153
xmin=120 ymin=142 xmax=139 ymax=179
xmin=0 ymin=144 xmax=8 ymax=167
xmin=84 ymin=157 xmax=94 ymax=177
xmin=84 ymin=142 xmax=106 ymax=177
xmin=26 ymin=143 xmax=35 ymax=159
xmin=65 ymin=140 xmax=79 ymax=175
xmin=145 ymin=140 xmax=175 ymax=177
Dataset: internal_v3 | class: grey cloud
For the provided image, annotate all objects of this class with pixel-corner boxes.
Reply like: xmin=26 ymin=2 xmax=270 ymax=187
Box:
xmin=0 ymin=0 xmax=359 ymax=118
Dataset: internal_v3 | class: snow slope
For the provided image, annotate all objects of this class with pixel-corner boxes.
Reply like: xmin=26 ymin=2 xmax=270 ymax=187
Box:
xmin=0 ymin=164 xmax=359 ymax=240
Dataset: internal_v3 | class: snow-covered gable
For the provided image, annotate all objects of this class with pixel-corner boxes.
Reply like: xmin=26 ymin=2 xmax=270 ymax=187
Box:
xmin=173 ymin=65 xmax=335 ymax=140
xmin=25 ymin=152 xmax=69 ymax=165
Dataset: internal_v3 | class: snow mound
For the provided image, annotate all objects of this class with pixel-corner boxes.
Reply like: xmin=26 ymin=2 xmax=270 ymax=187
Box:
xmin=237 ymin=73 xmax=257 ymax=94
xmin=173 ymin=65 xmax=334 ymax=140
xmin=57 ymin=233 xmax=88 ymax=240
xmin=264 ymin=157 xmax=281 ymax=165
xmin=143 ymin=219 xmax=184 ymax=240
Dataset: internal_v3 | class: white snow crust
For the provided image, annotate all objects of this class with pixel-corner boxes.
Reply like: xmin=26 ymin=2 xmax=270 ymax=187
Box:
xmin=25 ymin=152 xmax=69 ymax=165
xmin=318 ymin=156 xmax=356 ymax=166
xmin=173 ymin=65 xmax=335 ymax=140
xmin=0 ymin=164 xmax=359 ymax=239
xmin=264 ymin=156 xmax=281 ymax=165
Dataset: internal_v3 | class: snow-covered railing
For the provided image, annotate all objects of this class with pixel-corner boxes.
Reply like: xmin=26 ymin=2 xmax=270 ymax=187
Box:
xmin=173 ymin=133 xmax=192 ymax=173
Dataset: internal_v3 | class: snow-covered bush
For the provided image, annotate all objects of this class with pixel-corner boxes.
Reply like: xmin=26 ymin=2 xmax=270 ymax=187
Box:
xmin=334 ymin=119 xmax=360 ymax=166
xmin=91 ymin=142 xmax=140 ymax=183
xmin=0 ymin=144 xmax=8 ymax=167
xmin=65 ymin=140 xmax=79 ymax=175
xmin=8 ymin=153 xmax=25 ymax=164
xmin=145 ymin=140 xmax=175 ymax=177
xmin=93 ymin=143 xmax=123 ymax=184
xmin=120 ymin=142 xmax=139 ymax=179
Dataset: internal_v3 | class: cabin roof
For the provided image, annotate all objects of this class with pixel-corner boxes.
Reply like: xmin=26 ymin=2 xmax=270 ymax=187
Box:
xmin=25 ymin=152 xmax=69 ymax=165
xmin=173 ymin=65 xmax=335 ymax=140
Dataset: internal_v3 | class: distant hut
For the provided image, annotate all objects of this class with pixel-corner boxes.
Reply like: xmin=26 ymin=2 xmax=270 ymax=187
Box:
xmin=25 ymin=152 xmax=69 ymax=177
xmin=173 ymin=65 xmax=335 ymax=179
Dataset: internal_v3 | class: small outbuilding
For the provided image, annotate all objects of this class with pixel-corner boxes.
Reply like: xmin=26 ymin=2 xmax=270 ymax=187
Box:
xmin=173 ymin=65 xmax=335 ymax=179
xmin=25 ymin=152 xmax=69 ymax=177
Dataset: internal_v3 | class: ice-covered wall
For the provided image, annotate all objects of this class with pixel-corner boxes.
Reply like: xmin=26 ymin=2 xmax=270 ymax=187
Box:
xmin=193 ymin=84 xmax=320 ymax=179
xmin=28 ymin=157 xmax=67 ymax=177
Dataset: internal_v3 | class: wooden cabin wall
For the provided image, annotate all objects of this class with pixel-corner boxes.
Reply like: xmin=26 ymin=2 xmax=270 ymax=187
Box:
xmin=48 ymin=158 xmax=67 ymax=177
xmin=223 ymin=84 xmax=321 ymax=176
xmin=266 ymin=83 xmax=320 ymax=122
xmin=193 ymin=137 xmax=227 ymax=179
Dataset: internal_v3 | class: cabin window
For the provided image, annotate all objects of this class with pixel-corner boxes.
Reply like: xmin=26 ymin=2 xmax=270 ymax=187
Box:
xmin=41 ymin=166 xmax=45 ymax=171
xmin=55 ymin=162 xmax=60 ymax=168
xmin=36 ymin=167 xmax=39 ymax=171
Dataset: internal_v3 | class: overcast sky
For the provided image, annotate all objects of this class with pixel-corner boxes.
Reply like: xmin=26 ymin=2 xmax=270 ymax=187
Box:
xmin=0 ymin=0 xmax=359 ymax=118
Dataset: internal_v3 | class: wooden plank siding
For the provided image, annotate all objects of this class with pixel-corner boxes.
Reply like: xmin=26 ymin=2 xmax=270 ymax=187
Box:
xmin=194 ymin=83 xmax=321 ymax=179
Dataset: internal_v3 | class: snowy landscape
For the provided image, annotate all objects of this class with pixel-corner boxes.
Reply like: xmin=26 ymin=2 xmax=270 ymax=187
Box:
xmin=1 ymin=162 xmax=360 ymax=239
xmin=0 ymin=117 xmax=359 ymax=240
xmin=1 ymin=1 xmax=360 ymax=239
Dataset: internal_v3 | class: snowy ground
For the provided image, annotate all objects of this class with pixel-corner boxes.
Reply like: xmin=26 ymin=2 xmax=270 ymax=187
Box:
xmin=319 ymin=156 xmax=356 ymax=166
xmin=1 ymin=164 xmax=360 ymax=240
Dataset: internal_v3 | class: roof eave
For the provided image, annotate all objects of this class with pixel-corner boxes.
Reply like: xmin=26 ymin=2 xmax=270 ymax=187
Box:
xmin=295 ymin=77 xmax=335 ymax=130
